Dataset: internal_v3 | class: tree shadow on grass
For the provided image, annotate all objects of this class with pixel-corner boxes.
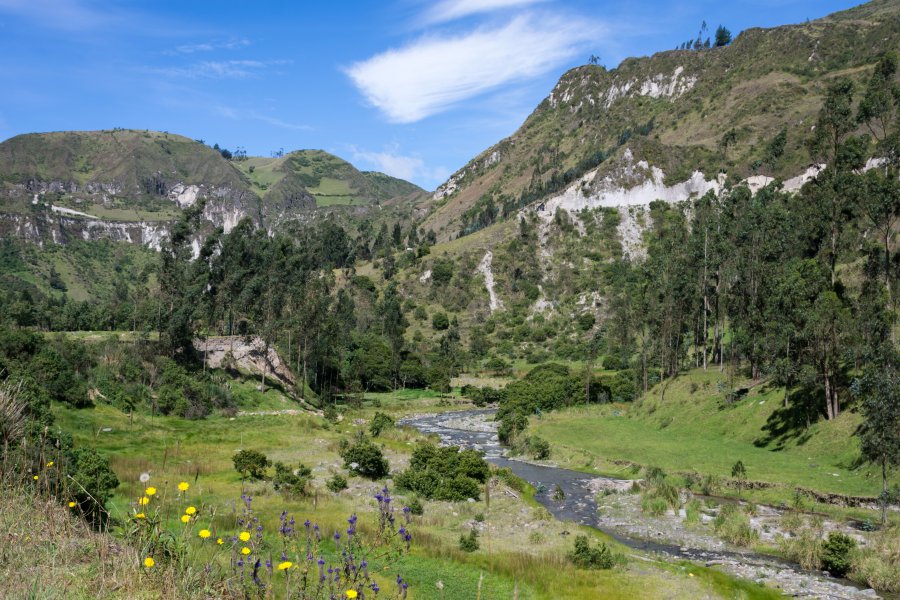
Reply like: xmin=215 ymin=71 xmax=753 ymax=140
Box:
xmin=754 ymin=386 xmax=825 ymax=451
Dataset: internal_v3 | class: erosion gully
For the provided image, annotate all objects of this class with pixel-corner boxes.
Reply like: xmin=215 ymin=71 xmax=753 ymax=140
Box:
xmin=400 ymin=409 xmax=888 ymax=600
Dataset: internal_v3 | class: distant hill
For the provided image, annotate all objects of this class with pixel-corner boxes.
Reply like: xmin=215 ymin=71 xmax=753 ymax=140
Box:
xmin=0 ymin=130 xmax=426 ymax=247
xmin=421 ymin=0 xmax=900 ymax=240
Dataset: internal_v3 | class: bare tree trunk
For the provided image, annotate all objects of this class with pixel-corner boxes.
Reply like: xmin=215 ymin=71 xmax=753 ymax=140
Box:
xmin=703 ymin=228 xmax=709 ymax=370
xmin=824 ymin=364 xmax=834 ymax=421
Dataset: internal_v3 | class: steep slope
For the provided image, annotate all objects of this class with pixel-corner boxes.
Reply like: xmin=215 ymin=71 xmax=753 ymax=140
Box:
xmin=422 ymin=0 xmax=900 ymax=241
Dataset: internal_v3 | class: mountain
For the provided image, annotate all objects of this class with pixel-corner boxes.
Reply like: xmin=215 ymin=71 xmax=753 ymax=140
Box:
xmin=421 ymin=0 xmax=900 ymax=241
xmin=0 ymin=129 xmax=426 ymax=248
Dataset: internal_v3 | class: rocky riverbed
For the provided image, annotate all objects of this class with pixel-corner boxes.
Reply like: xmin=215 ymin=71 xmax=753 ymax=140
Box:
xmin=400 ymin=409 xmax=885 ymax=600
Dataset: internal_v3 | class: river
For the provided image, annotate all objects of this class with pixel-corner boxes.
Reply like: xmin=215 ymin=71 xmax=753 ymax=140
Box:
xmin=400 ymin=409 xmax=884 ymax=600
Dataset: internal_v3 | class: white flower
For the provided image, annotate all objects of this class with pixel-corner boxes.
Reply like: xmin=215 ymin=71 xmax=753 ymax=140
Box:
xmin=139 ymin=472 xmax=150 ymax=483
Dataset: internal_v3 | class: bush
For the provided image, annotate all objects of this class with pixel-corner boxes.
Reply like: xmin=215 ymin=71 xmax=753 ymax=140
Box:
xmin=459 ymin=529 xmax=479 ymax=552
xmin=577 ymin=313 xmax=596 ymax=331
xmin=369 ymin=412 xmax=394 ymax=437
xmin=568 ymin=535 xmax=617 ymax=569
xmin=233 ymin=449 xmax=271 ymax=480
xmin=395 ymin=443 xmax=489 ymax=501
xmin=408 ymin=496 xmax=424 ymax=516
xmin=341 ymin=436 xmax=390 ymax=480
xmin=602 ymin=355 xmax=624 ymax=370
xmin=484 ymin=357 xmax=512 ymax=376
xmin=432 ymin=312 xmax=450 ymax=330
xmin=326 ymin=473 xmax=348 ymax=493
xmin=272 ymin=462 xmax=312 ymax=496
xmin=822 ymin=532 xmax=857 ymax=577
xmin=527 ymin=436 xmax=551 ymax=460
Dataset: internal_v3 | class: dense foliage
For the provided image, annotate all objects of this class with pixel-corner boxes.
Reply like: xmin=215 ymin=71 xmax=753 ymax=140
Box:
xmin=395 ymin=442 xmax=490 ymax=501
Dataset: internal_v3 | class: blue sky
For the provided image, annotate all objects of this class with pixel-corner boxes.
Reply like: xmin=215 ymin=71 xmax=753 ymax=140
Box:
xmin=0 ymin=0 xmax=860 ymax=190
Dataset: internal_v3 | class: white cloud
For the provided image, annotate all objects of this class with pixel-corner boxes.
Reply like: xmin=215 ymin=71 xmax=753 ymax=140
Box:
xmin=151 ymin=59 xmax=289 ymax=79
xmin=173 ymin=39 xmax=251 ymax=54
xmin=345 ymin=14 xmax=602 ymax=123
xmin=350 ymin=146 xmax=449 ymax=188
xmin=422 ymin=0 xmax=548 ymax=24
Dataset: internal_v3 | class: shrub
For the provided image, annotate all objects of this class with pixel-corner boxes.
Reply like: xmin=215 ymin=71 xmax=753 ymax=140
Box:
xmin=484 ymin=357 xmax=512 ymax=376
xmin=369 ymin=412 xmax=394 ymax=437
xmin=822 ymin=532 xmax=857 ymax=577
xmin=341 ymin=436 xmax=390 ymax=480
xmin=432 ymin=312 xmax=450 ymax=330
xmin=272 ymin=462 xmax=312 ymax=497
xmin=527 ymin=436 xmax=551 ymax=460
xmin=395 ymin=443 xmax=488 ymax=501
xmin=602 ymin=355 xmax=624 ymax=370
xmin=233 ymin=449 xmax=271 ymax=480
xmin=577 ymin=313 xmax=596 ymax=331
xmin=459 ymin=529 xmax=479 ymax=552
xmin=568 ymin=535 xmax=617 ymax=569
xmin=408 ymin=496 xmax=424 ymax=516
xmin=326 ymin=473 xmax=348 ymax=493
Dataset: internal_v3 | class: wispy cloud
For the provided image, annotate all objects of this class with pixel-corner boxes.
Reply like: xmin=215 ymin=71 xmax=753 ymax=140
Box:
xmin=151 ymin=59 xmax=290 ymax=79
xmin=171 ymin=38 xmax=251 ymax=54
xmin=213 ymin=105 xmax=310 ymax=131
xmin=422 ymin=0 xmax=548 ymax=24
xmin=0 ymin=0 xmax=121 ymax=30
xmin=345 ymin=14 xmax=602 ymax=123
xmin=350 ymin=145 xmax=449 ymax=187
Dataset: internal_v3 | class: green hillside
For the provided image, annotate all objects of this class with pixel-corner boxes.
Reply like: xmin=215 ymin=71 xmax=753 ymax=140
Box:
xmin=234 ymin=149 xmax=425 ymax=208
xmin=422 ymin=0 xmax=900 ymax=240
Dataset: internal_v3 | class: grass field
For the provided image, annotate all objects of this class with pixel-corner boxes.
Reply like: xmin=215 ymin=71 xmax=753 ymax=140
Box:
xmin=46 ymin=388 xmax=780 ymax=599
xmin=531 ymin=369 xmax=893 ymax=506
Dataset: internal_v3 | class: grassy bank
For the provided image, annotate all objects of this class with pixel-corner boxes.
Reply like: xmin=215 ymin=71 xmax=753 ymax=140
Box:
xmin=530 ymin=369 xmax=893 ymax=510
xmin=42 ymin=394 xmax=779 ymax=599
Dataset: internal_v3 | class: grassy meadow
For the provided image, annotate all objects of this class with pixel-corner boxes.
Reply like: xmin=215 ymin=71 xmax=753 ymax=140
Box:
xmin=43 ymin=386 xmax=779 ymax=600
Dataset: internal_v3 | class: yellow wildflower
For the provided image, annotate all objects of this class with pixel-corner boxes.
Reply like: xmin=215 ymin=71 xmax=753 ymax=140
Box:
xmin=145 ymin=487 xmax=157 ymax=496
xmin=240 ymin=547 xmax=251 ymax=555
xmin=143 ymin=557 xmax=155 ymax=568
xmin=135 ymin=513 xmax=146 ymax=519
xmin=46 ymin=461 xmax=54 ymax=467
xmin=178 ymin=481 xmax=189 ymax=492
xmin=199 ymin=529 xmax=211 ymax=539
xmin=238 ymin=531 xmax=251 ymax=542
xmin=68 ymin=501 xmax=76 ymax=508
xmin=33 ymin=475 xmax=38 ymax=480
xmin=138 ymin=496 xmax=150 ymax=506
xmin=346 ymin=591 xmax=358 ymax=599
xmin=181 ymin=515 xmax=190 ymax=523
xmin=277 ymin=561 xmax=293 ymax=570
xmin=216 ymin=538 xmax=224 ymax=545
xmin=185 ymin=506 xmax=197 ymax=515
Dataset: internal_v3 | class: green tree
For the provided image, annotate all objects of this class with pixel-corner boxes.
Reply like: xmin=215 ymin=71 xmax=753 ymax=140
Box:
xmin=233 ymin=449 xmax=271 ymax=480
xmin=714 ymin=25 xmax=732 ymax=47
xmin=856 ymin=351 xmax=900 ymax=525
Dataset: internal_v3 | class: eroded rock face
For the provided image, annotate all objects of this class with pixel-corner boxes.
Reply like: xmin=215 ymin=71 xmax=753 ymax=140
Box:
xmin=0 ymin=212 xmax=170 ymax=249
xmin=195 ymin=336 xmax=298 ymax=391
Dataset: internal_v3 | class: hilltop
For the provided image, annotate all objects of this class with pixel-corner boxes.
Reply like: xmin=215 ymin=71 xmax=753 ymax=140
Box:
xmin=0 ymin=129 xmax=426 ymax=248
xmin=421 ymin=0 xmax=900 ymax=240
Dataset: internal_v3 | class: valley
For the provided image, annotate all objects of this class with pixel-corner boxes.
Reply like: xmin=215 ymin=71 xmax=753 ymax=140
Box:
xmin=1 ymin=1 xmax=900 ymax=598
